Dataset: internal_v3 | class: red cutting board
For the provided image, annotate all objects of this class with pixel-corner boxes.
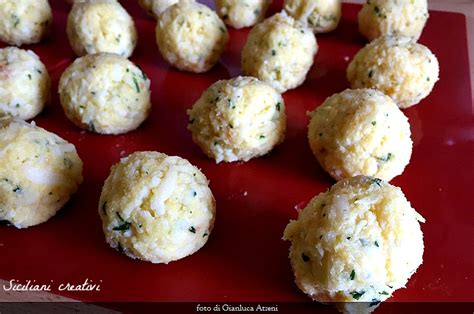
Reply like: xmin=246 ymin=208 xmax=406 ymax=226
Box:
xmin=0 ymin=0 xmax=473 ymax=309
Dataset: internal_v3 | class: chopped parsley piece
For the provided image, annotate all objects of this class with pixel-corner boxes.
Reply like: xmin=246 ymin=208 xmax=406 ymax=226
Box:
xmin=368 ymin=70 xmax=373 ymax=78
xmin=12 ymin=15 xmax=20 ymax=28
xmin=379 ymin=291 xmax=389 ymax=295
xmin=219 ymin=26 xmax=225 ymax=33
xmin=36 ymin=69 xmax=42 ymax=74
xmin=87 ymin=121 xmax=96 ymax=132
xmin=350 ymin=269 xmax=355 ymax=280
xmin=259 ymin=135 xmax=265 ymax=139
xmin=374 ymin=240 xmax=379 ymax=247
xmin=377 ymin=153 xmax=393 ymax=162
xmin=189 ymin=226 xmax=196 ymax=233
xmin=350 ymin=291 xmax=365 ymax=300
xmin=192 ymin=191 xmax=197 ymax=197
xmin=13 ymin=186 xmax=22 ymax=193
xmin=276 ymin=102 xmax=281 ymax=111
xmin=346 ymin=236 xmax=351 ymax=240
xmin=63 ymin=157 xmax=73 ymax=169
xmin=113 ymin=221 xmax=131 ymax=231
xmin=369 ymin=299 xmax=381 ymax=307
xmin=27 ymin=74 xmax=32 ymax=80
xmin=203 ymin=232 xmax=208 ymax=237
xmin=371 ymin=121 xmax=376 ymax=126
xmin=372 ymin=178 xmax=383 ymax=187
xmin=301 ymin=253 xmax=310 ymax=262
xmin=132 ymin=76 xmax=140 ymax=93
xmin=271 ymin=49 xmax=276 ymax=56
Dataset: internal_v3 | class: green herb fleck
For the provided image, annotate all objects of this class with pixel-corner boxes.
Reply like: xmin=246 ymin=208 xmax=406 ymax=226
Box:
xmin=350 ymin=269 xmax=355 ymax=280
xmin=36 ymin=69 xmax=42 ymax=74
xmin=189 ymin=226 xmax=196 ymax=233
xmin=427 ymin=77 xmax=430 ymax=82
xmin=375 ymin=240 xmax=379 ymax=247
xmin=372 ymin=178 xmax=383 ymax=187
xmin=368 ymin=70 xmax=373 ymax=78
xmin=27 ymin=74 xmax=32 ymax=80
xmin=13 ymin=186 xmax=22 ymax=193
xmin=350 ymin=291 xmax=365 ymax=300
xmin=192 ymin=191 xmax=197 ymax=197
xmin=203 ymin=232 xmax=208 ymax=237
xmin=219 ymin=26 xmax=225 ymax=33
xmin=259 ymin=135 xmax=265 ymax=139
xmin=132 ymin=76 xmax=140 ymax=93
xmin=12 ymin=15 xmax=20 ymax=28
xmin=369 ymin=299 xmax=381 ymax=307
xmin=301 ymin=253 xmax=310 ymax=262
xmin=379 ymin=291 xmax=389 ymax=295
xmin=87 ymin=121 xmax=96 ymax=132
xmin=377 ymin=153 xmax=393 ymax=162
xmin=254 ymin=9 xmax=260 ymax=16
xmin=15 ymin=103 xmax=20 ymax=108
xmin=113 ymin=221 xmax=131 ymax=231
xmin=371 ymin=121 xmax=376 ymax=126
xmin=276 ymin=102 xmax=281 ymax=111
xmin=271 ymin=49 xmax=276 ymax=56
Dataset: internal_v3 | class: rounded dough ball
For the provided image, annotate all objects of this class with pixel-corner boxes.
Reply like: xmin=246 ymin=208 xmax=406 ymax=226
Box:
xmin=308 ymin=89 xmax=412 ymax=181
xmin=241 ymin=12 xmax=317 ymax=93
xmin=58 ymin=53 xmax=151 ymax=135
xmin=283 ymin=176 xmax=425 ymax=312
xmin=187 ymin=76 xmax=286 ymax=163
xmin=99 ymin=151 xmax=216 ymax=264
xmin=283 ymin=0 xmax=341 ymax=33
xmin=67 ymin=1 xmax=137 ymax=58
xmin=155 ymin=0 xmax=229 ymax=73
xmin=215 ymin=0 xmax=271 ymax=29
xmin=0 ymin=47 xmax=50 ymax=120
xmin=347 ymin=36 xmax=439 ymax=108
xmin=358 ymin=0 xmax=428 ymax=41
xmin=138 ymin=0 xmax=178 ymax=19
xmin=0 ymin=0 xmax=52 ymax=46
xmin=0 ymin=118 xmax=83 ymax=229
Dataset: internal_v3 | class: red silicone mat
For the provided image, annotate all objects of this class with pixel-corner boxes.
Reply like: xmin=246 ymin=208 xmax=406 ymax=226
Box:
xmin=0 ymin=0 xmax=473 ymax=308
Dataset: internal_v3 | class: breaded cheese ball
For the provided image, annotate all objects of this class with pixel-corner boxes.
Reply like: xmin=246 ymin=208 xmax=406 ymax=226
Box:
xmin=358 ymin=0 xmax=429 ymax=41
xmin=0 ymin=47 xmax=50 ymax=120
xmin=347 ymin=36 xmax=440 ymax=108
xmin=138 ymin=0 xmax=178 ymax=19
xmin=215 ymin=0 xmax=271 ymax=29
xmin=241 ymin=12 xmax=317 ymax=93
xmin=308 ymin=89 xmax=412 ymax=181
xmin=99 ymin=151 xmax=216 ymax=264
xmin=0 ymin=0 xmax=52 ymax=46
xmin=283 ymin=176 xmax=425 ymax=312
xmin=155 ymin=0 xmax=229 ymax=73
xmin=67 ymin=1 xmax=137 ymax=58
xmin=187 ymin=76 xmax=286 ymax=163
xmin=284 ymin=0 xmax=341 ymax=33
xmin=0 ymin=118 xmax=83 ymax=229
xmin=58 ymin=53 xmax=151 ymax=135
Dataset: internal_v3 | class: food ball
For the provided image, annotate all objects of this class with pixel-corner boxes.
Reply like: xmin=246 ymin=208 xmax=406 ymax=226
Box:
xmin=67 ymin=1 xmax=137 ymax=58
xmin=241 ymin=12 xmax=317 ymax=93
xmin=0 ymin=117 xmax=83 ymax=229
xmin=155 ymin=0 xmax=229 ymax=73
xmin=283 ymin=0 xmax=341 ymax=33
xmin=308 ymin=89 xmax=412 ymax=181
xmin=187 ymin=76 xmax=286 ymax=163
xmin=283 ymin=176 xmax=425 ymax=312
xmin=99 ymin=151 xmax=216 ymax=264
xmin=358 ymin=0 xmax=429 ymax=41
xmin=0 ymin=47 xmax=50 ymax=120
xmin=58 ymin=53 xmax=151 ymax=135
xmin=0 ymin=0 xmax=52 ymax=46
xmin=215 ymin=0 xmax=271 ymax=29
xmin=347 ymin=36 xmax=440 ymax=108
xmin=138 ymin=0 xmax=178 ymax=19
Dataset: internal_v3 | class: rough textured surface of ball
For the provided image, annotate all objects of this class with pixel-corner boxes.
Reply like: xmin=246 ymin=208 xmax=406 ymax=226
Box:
xmin=138 ymin=0 xmax=178 ymax=18
xmin=67 ymin=1 xmax=137 ymax=57
xmin=241 ymin=12 xmax=317 ymax=93
xmin=215 ymin=0 xmax=271 ymax=29
xmin=0 ymin=47 xmax=50 ymax=120
xmin=283 ymin=176 xmax=425 ymax=312
xmin=58 ymin=53 xmax=151 ymax=135
xmin=0 ymin=0 xmax=52 ymax=46
xmin=358 ymin=0 xmax=429 ymax=41
xmin=308 ymin=89 xmax=412 ymax=181
xmin=155 ymin=0 xmax=229 ymax=73
xmin=283 ymin=0 xmax=341 ymax=33
xmin=99 ymin=151 xmax=216 ymax=264
xmin=0 ymin=118 xmax=83 ymax=229
xmin=187 ymin=76 xmax=286 ymax=163
xmin=347 ymin=36 xmax=439 ymax=108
